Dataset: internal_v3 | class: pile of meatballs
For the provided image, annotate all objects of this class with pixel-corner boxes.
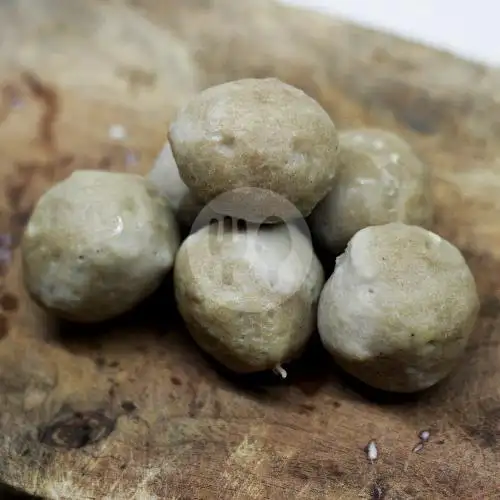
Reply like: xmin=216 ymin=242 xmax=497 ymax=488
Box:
xmin=21 ymin=78 xmax=479 ymax=393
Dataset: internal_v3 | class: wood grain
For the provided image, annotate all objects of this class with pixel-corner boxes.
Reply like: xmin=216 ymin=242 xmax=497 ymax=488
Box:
xmin=0 ymin=0 xmax=500 ymax=498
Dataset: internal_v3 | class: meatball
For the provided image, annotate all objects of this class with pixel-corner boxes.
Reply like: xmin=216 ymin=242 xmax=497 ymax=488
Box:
xmin=22 ymin=170 xmax=180 ymax=322
xmin=318 ymin=223 xmax=479 ymax=392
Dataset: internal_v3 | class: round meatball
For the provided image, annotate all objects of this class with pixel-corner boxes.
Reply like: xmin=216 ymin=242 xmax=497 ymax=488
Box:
xmin=147 ymin=141 xmax=204 ymax=228
xmin=309 ymin=129 xmax=433 ymax=251
xmin=174 ymin=221 xmax=324 ymax=373
xmin=22 ymin=170 xmax=180 ymax=322
xmin=169 ymin=78 xmax=339 ymax=218
xmin=318 ymin=223 xmax=479 ymax=393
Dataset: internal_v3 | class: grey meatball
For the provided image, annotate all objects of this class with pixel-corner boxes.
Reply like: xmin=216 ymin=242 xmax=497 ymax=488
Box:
xmin=174 ymin=221 xmax=324 ymax=373
xmin=22 ymin=170 xmax=180 ymax=322
xmin=169 ymin=78 xmax=339 ymax=218
xmin=310 ymin=129 xmax=433 ymax=251
xmin=318 ymin=223 xmax=479 ymax=393
xmin=147 ymin=141 xmax=204 ymax=228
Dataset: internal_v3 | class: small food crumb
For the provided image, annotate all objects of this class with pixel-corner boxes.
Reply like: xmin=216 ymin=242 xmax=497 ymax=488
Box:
xmin=273 ymin=365 xmax=287 ymax=379
xmin=412 ymin=442 xmax=425 ymax=453
xmin=390 ymin=153 xmax=400 ymax=163
xmin=109 ymin=124 xmax=127 ymax=141
xmin=419 ymin=430 xmax=430 ymax=442
xmin=373 ymin=140 xmax=384 ymax=150
xmin=366 ymin=439 xmax=378 ymax=463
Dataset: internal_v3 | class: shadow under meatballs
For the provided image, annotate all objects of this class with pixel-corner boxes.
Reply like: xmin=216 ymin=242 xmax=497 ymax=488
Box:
xmin=55 ymin=271 xmax=181 ymax=353
xmin=0 ymin=482 xmax=43 ymax=499
xmin=200 ymin=333 xmax=334 ymax=398
xmin=288 ymin=336 xmax=434 ymax=406
xmin=190 ymin=329 xmax=434 ymax=406
xmin=306 ymin=226 xmax=346 ymax=279
xmin=53 ymin=267 xmax=436 ymax=408
xmin=327 ymin=360 xmax=435 ymax=405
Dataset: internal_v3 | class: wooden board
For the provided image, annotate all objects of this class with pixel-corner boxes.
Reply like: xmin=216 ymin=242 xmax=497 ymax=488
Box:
xmin=1 ymin=1 xmax=500 ymax=498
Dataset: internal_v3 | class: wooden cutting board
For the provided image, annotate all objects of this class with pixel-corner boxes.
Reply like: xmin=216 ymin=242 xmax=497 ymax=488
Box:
xmin=1 ymin=1 xmax=499 ymax=498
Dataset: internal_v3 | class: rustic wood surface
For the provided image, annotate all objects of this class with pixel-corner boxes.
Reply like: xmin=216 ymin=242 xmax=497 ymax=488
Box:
xmin=0 ymin=0 xmax=500 ymax=498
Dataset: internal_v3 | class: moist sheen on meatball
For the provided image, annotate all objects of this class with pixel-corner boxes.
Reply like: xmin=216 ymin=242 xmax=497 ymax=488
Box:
xmin=317 ymin=223 xmax=479 ymax=393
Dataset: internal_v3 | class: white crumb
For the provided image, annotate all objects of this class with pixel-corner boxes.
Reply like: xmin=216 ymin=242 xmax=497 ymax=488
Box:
xmin=419 ymin=430 xmax=430 ymax=442
xmin=109 ymin=124 xmax=127 ymax=141
xmin=390 ymin=153 xmax=400 ymax=163
xmin=273 ymin=365 xmax=287 ymax=379
xmin=366 ymin=440 xmax=378 ymax=463
xmin=373 ymin=140 xmax=384 ymax=150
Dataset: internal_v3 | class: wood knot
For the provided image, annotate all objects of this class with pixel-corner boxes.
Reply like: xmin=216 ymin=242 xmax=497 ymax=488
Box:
xmin=0 ymin=292 xmax=19 ymax=312
xmin=39 ymin=409 xmax=116 ymax=449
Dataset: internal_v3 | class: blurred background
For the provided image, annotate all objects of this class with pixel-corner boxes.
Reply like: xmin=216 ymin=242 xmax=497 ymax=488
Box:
xmin=282 ymin=0 xmax=500 ymax=67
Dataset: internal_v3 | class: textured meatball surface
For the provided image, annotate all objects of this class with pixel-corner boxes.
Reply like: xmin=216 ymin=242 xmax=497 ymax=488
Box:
xmin=169 ymin=78 xmax=339 ymax=218
xmin=175 ymin=222 xmax=324 ymax=373
xmin=318 ymin=223 xmax=479 ymax=392
xmin=22 ymin=170 xmax=180 ymax=322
